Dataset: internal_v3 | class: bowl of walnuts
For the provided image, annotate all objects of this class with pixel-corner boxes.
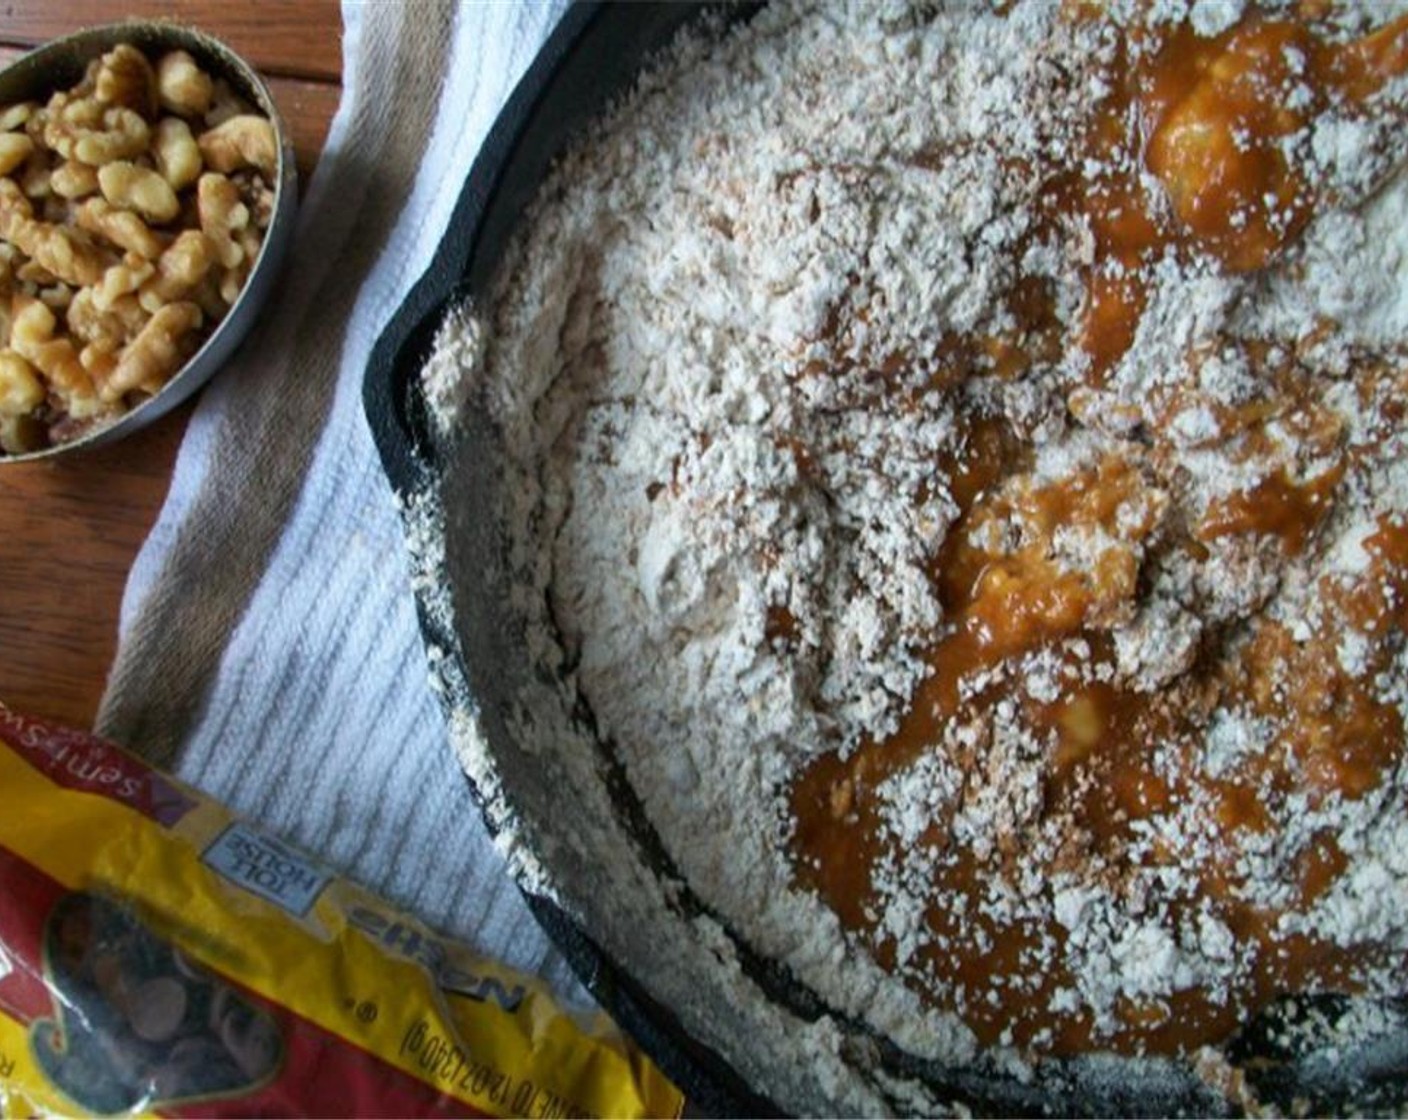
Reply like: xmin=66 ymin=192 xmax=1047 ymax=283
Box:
xmin=0 ymin=22 xmax=296 ymax=460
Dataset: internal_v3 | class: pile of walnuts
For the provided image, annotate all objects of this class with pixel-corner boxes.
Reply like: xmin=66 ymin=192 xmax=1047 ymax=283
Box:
xmin=0 ymin=42 xmax=277 ymax=454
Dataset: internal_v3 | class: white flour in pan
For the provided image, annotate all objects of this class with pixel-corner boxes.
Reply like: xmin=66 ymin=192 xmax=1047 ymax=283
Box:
xmin=422 ymin=0 xmax=1408 ymax=1109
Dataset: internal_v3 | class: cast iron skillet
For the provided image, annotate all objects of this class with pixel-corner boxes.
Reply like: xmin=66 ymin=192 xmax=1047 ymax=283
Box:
xmin=365 ymin=4 xmax=1408 ymax=1115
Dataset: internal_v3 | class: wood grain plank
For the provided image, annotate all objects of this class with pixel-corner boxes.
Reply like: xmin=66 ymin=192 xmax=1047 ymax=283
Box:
xmin=0 ymin=0 xmax=343 ymax=82
xmin=0 ymin=402 xmax=193 ymax=729
xmin=264 ymin=76 xmax=341 ymax=186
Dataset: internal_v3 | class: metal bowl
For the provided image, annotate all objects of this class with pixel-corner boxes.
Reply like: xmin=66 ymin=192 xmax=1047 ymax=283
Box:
xmin=0 ymin=20 xmax=297 ymax=463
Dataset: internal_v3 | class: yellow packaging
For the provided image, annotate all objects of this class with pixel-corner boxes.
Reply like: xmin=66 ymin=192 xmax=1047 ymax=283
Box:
xmin=0 ymin=704 xmax=683 ymax=1119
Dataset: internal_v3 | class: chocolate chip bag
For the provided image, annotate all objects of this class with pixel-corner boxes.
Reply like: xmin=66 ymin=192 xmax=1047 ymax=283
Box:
xmin=0 ymin=705 xmax=683 ymax=1118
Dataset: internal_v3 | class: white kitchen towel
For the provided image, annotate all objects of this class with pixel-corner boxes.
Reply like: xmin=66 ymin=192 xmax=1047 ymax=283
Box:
xmin=95 ymin=0 xmax=587 ymax=1001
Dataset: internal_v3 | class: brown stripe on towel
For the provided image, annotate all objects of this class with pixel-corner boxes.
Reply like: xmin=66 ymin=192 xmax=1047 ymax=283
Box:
xmin=96 ymin=1 xmax=457 ymax=766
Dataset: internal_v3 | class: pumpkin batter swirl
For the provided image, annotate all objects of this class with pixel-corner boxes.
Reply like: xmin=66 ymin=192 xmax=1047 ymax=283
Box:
xmin=788 ymin=7 xmax=1408 ymax=1057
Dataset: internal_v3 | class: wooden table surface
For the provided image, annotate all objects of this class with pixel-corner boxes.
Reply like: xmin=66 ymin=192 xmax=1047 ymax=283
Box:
xmin=0 ymin=1 xmax=343 ymax=729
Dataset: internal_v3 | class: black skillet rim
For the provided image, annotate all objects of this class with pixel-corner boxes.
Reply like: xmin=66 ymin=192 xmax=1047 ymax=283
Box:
xmin=363 ymin=5 xmax=777 ymax=1115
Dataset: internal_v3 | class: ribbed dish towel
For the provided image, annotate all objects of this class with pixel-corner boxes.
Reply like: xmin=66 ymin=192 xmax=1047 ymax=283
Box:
xmin=94 ymin=0 xmax=586 ymax=1002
